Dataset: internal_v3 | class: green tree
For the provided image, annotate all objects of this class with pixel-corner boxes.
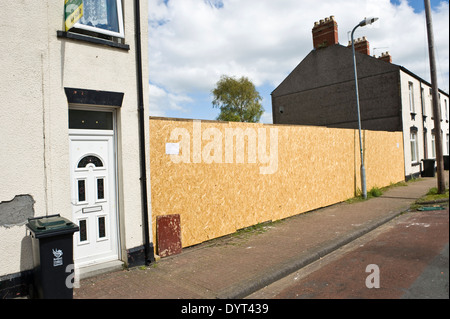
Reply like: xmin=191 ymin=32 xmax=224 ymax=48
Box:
xmin=212 ymin=75 xmax=264 ymax=123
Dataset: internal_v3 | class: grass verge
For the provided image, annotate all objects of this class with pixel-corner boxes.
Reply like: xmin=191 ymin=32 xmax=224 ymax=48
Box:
xmin=411 ymin=187 xmax=449 ymax=211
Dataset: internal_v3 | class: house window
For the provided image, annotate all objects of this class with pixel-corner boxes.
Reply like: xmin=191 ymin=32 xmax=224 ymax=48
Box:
xmin=408 ymin=82 xmax=415 ymax=113
xmin=423 ymin=128 xmax=428 ymax=159
xmin=447 ymin=133 xmax=449 ymax=155
xmin=421 ymin=88 xmax=426 ymax=116
xmin=430 ymin=88 xmax=434 ymax=118
xmin=74 ymin=0 xmax=124 ymax=38
xmin=410 ymin=130 xmax=418 ymax=163
xmin=445 ymin=99 xmax=448 ymax=121
xmin=431 ymin=133 xmax=436 ymax=158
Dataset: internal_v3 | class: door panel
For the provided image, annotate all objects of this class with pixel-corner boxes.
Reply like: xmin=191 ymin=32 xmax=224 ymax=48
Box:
xmin=69 ymin=133 xmax=118 ymax=268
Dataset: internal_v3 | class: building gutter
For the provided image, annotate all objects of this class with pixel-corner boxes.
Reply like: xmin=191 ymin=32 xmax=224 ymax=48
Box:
xmin=134 ymin=0 xmax=153 ymax=265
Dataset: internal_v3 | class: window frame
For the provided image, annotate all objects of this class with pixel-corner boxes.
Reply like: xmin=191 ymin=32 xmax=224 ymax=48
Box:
xmin=73 ymin=0 xmax=125 ymax=39
xmin=431 ymin=133 xmax=436 ymax=158
xmin=430 ymin=88 xmax=434 ymax=118
xmin=420 ymin=87 xmax=426 ymax=116
xmin=447 ymin=133 xmax=449 ymax=155
xmin=410 ymin=131 xmax=418 ymax=163
xmin=444 ymin=99 xmax=448 ymax=122
xmin=408 ymin=81 xmax=415 ymax=114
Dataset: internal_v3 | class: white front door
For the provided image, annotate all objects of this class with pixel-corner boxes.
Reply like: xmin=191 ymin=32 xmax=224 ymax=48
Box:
xmin=69 ymin=132 xmax=119 ymax=268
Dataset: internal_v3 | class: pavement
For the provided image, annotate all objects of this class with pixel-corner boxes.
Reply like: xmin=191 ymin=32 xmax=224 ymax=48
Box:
xmin=73 ymin=176 xmax=449 ymax=299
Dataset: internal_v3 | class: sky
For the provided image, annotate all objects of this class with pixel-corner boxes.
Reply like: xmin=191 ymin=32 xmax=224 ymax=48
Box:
xmin=148 ymin=0 xmax=449 ymax=123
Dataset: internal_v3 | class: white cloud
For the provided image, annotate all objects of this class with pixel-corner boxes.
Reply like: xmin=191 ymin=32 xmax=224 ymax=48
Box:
xmin=260 ymin=111 xmax=273 ymax=124
xmin=149 ymin=83 xmax=193 ymax=116
xmin=148 ymin=0 xmax=449 ymax=119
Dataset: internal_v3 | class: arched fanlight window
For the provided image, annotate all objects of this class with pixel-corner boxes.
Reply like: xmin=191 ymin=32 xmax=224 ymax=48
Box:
xmin=77 ymin=155 xmax=104 ymax=168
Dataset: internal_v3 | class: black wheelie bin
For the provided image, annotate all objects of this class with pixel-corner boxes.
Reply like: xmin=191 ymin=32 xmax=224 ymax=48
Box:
xmin=26 ymin=214 xmax=79 ymax=299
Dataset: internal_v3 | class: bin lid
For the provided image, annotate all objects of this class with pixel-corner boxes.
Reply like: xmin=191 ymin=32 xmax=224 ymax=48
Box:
xmin=26 ymin=214 xmax=79 ymax=238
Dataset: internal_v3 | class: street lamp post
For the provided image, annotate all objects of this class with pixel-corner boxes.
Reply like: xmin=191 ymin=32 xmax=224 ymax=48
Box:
xmin=351 ymin=17 xmax=378 ymax=199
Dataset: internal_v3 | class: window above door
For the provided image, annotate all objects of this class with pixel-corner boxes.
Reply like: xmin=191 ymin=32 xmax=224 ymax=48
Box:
xmin=69 ymin=109 xmax=113 ymax=130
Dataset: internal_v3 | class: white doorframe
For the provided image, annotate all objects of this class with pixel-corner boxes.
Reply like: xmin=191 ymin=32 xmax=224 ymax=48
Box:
xmin=69 ymin=109 xmax=121 ymax=270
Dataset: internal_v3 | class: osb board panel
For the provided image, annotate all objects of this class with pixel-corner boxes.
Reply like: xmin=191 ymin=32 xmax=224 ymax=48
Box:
xmin=149 ymin=118 xmax=405 ymax=248
xmin=360 ymin=130 xmax=405 ymax=189
xmin=156 ymin=214 xmax=182 ymax=257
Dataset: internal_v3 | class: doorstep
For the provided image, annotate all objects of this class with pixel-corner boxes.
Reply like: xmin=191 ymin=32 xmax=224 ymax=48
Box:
xmin=76 ymin=260 xmax=124 ymax=281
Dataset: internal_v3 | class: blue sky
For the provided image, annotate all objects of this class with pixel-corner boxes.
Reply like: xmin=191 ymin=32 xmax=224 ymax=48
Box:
xmin=148 ymin=0 xmax=449 ymax=123
xmin=390 ymin=0 xmax=443 ymax=12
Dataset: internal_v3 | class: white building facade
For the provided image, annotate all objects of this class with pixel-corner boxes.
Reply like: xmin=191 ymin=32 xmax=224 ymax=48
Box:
xmin=0 ymin=0 xmax=153 ymax=298
xmin=400 ymin=69 xmax=449 ymax=178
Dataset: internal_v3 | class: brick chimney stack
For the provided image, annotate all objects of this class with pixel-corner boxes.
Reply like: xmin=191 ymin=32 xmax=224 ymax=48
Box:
xmin=348 ymin=36 xmax=370 ymax=55
xmin=377 ymin=51 xmax=392 ymax=63
xmin=312 ymin=16 xmax=338 ymax=49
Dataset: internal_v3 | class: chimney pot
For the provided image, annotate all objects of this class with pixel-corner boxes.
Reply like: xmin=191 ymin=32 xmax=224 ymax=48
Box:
xmin=312 ymin=15 xmax=339 ymax=49
xmin=377 ymin=51 xmax=392 ymax=63
xmin=348 ymin=36 xmax=370 ymax=55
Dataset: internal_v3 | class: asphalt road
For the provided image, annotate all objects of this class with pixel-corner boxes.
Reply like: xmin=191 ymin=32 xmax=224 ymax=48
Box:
xmin=248 ymin=206 xmax=449 ymax=299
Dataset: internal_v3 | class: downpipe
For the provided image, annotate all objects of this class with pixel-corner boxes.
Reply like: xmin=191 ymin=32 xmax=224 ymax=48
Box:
xmin=134 ymin=0 xmax=153 ymax=265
